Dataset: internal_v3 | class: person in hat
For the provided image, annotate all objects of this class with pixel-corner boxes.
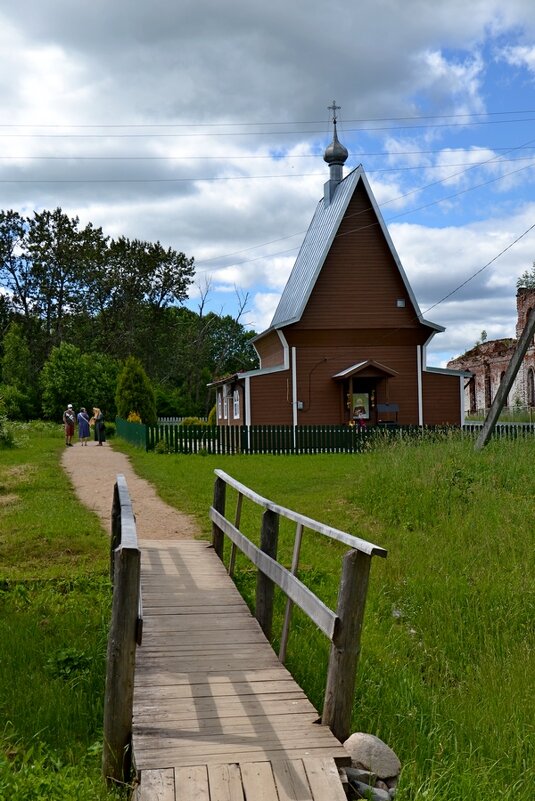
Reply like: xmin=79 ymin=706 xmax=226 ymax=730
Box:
xmin=62 ymin=404 xmax=76 ymax=446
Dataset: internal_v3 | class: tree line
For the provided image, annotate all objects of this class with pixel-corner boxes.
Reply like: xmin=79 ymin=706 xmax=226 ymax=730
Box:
xmin=0 ymin=207 xmax=258 ymax=422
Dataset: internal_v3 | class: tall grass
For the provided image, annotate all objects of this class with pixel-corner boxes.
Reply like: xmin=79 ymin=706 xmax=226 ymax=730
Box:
xmin=117 ymin=434 xmax=535 ymax=801
xmin=0 ymin=423 xmax=123 ymax=800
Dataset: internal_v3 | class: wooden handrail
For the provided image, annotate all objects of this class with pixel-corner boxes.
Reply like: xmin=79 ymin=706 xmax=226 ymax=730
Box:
xmin=210 ymin=470 xmax=387 ymax=743
xmin=214 ymin=469 xmax=387 ymax=558
xmin=210 ymin=509 xmax=338 ymax=638
xmin=102 ymin=474 xmax=142 ymax=785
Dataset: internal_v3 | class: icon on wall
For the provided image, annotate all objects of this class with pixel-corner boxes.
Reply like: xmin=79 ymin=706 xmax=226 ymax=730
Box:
xmin=352 ymin=393 xmax=370 ymax=420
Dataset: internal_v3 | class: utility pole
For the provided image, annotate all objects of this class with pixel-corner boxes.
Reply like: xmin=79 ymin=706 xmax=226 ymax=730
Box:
xmin=475 ymin=308 xmax=535 ymax=450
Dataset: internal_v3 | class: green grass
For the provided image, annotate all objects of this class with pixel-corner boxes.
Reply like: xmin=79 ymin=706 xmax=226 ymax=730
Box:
xmin=0 ymin=423 xmax=124 ymax=800
xmin=115 ymin=434 xmax=535 ymax=801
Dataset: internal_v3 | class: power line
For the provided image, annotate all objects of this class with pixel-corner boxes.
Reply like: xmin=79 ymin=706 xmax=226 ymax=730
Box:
xmin=193 ymin=149 xmax=535 ymax=268
xmin=2 ymin=118 xmax=535 ymax=139
xmin=1 ymin=149 xmax=534 ymax=162
xmin=2 ymin=107 xmax=535 ymax=128
xmin=421 ymin=222 xmax=535 ymax=316
xmin=2 ymin=156 xmax=535 ymax=184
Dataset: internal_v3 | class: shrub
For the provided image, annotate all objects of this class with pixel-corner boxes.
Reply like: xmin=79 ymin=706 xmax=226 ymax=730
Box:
xmin=127 ymin=411 xmax=142 ymax=424
xmin=154 ymin=439 xmax=170 ymax=454
xmin=0 ymin=384 xmax=34 ymax=420
xmin=179 ymin=416 xmax=207 ymax=426
xmin=104 ymin=421 xmax=115 ymax=439
xmin=0 ymin=413 xmax=15 ymax=448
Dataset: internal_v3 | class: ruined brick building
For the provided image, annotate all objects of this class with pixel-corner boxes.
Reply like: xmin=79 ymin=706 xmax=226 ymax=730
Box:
xmin=447 ymin=287 xmax=535 ymax=412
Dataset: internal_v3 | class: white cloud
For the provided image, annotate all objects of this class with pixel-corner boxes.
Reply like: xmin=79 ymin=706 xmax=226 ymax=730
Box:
xmin=247 ymin=292 xmax=282 ymax=332
xmin=3 ymin=0 xmax=535 ymax=364
xmin=499 ymin=44 xmax=535 ymax=74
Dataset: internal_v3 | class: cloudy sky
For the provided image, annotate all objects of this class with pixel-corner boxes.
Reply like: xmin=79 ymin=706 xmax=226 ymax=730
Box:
xmin=3 ymin=1 xmax=535 ymax=365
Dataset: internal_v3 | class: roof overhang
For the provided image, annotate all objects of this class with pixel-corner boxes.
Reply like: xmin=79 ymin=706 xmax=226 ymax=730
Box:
xmin=425 ymin=366 xmax=472 ymax=378
xmin=206 ymin=373 xmax=241 ymax=389
xmin=333 ymin=359 xmax=399 ymax=380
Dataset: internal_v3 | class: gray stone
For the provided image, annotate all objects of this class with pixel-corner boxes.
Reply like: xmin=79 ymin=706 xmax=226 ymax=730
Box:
xmin=346 ymin=767 xmax=377 ymax=785
xmin=343 ymin=732 xmax=401 ymax=779
xmin=349 ymin=779 xmax=391 ymax=801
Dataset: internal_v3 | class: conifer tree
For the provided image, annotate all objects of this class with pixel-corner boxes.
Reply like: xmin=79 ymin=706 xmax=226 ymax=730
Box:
xmin=115 ymin=356 xmax=157 ymax=425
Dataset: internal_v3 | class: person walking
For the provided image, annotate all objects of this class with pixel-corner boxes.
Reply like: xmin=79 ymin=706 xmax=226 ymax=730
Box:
xmin=91 ymin=407 xmax=106 ymax=445
xmin=62 ymin=404 xmax=76 ymax=446
xmin=77 ymin=407 xmax=90 ymax=446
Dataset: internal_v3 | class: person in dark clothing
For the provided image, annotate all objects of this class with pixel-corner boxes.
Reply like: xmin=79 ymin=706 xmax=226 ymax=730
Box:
xmin=91 ymin=407 xmax=106 ymax=445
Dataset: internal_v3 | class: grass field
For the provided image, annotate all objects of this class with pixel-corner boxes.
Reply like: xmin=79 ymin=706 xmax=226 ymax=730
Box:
xmin=0 ymin=423 xmax=124 ymax=800
xmin=115 ymin=433 xmax=535 ymax=801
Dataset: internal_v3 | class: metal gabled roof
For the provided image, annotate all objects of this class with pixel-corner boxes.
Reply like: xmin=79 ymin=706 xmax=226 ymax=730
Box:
xmin=268 ymin=165 xmax=442 ymax=333
xmin=332 ymin=359 xmax=399 ymax=379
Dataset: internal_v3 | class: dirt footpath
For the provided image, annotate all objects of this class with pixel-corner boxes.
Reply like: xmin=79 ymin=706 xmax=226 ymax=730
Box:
xmin=61 ymin=441 xmax=201 ymax=540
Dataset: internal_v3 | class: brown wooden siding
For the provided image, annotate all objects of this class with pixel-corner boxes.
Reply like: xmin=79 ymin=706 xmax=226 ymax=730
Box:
xmin=286 ymin=326 xmax=429 ymax=348
xmin=249 ymin=370 xmax=293 ymax=425
xmin=293 ymin=345 xmax=419 ymax=425
xmin=296 ymin=182 xmax=430 ymax=334
xmin=248 ymin=345 xmax=422 ymax=425
xmin=254 ymin=330 xmax=285 ymax=368
xmin=423 ymin=372 xmax=461 ymax=425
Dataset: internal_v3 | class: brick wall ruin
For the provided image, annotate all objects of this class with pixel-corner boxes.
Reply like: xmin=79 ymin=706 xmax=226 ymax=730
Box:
xmin=447 ymin=288 xmax=535 ymax=412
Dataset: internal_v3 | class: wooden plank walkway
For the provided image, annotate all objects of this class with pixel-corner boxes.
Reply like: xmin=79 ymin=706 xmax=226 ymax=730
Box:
xmin=132 ymin=539 xmax=350 ymax=800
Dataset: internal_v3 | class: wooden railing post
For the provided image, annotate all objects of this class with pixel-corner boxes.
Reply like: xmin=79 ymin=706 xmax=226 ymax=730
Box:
xmin=212 ymin=475 xmax=226 ymax=561
xmin=255 ymin=509 xmax=279 ymax=639
xmin=322 ymin=549 xmax=372 ymax=743
xmin=102 ymin=540 xmax=140 ymax=783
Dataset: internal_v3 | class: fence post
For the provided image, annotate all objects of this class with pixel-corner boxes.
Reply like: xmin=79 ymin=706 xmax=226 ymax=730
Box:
xmin=212 ymin=475 xmax=226 ymax=561
xmin=102 ymin=540 xmax=140 ymax=783
xmin=255 ymin=509 xmax=279 ymax=639
xmin=322 ymin=549 xmax=372 ymax=743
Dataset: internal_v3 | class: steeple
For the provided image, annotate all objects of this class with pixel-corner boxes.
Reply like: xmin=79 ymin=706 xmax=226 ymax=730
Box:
xmin=324 ymin=100 xmax=348 ymax=205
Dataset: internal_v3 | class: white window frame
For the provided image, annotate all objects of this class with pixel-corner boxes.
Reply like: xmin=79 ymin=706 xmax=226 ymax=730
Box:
xmin=217 ymin=391 xmax=222 ymax=420
xmin=233 ymin=389 xmax=240 ymax=420
xmin=223 ymin=384 xmax=229 ymax=420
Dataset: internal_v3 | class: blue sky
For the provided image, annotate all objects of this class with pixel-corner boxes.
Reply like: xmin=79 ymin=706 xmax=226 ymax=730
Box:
xmin=2 ymin=1 xmax=535 ymax=365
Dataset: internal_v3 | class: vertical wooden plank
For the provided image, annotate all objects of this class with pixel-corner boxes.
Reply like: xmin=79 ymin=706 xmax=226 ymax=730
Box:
xmin=212 ymin=475 xmax=227 ymax=561
xmin=302 ymin=757 xmax=347 ymax=801
xmin=228 ymin=492 xmax=243 ymax=578
xmin=255 ymin=508 xmax=279 ymax=639
xmin=322 ymin=549 xmax=372 ymax=743
xmin=110 ymin=481 xmax=121 ymax=583
xmin=135 ymin=768 xmax=175 ymax=801
xmin=175 ymin=765 xmax=209 ymax=801
xmin=208 ymin=763 xmax=244 ymax=801
xmin=476 ymin=309 xmax=535 ymax=450
xmin=272 ymin=760 xmax=313 ymax=801
xmin=102 ymin=544 xmax=140 ymax=783
xmin=240 ymin=762 xmax=279 ymax=801
xmin=279 ymin=522 xmax=304 ymax=663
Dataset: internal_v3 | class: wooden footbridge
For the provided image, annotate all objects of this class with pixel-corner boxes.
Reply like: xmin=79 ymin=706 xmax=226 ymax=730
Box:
xmin=102 ymin=472 xmax=387 ymax=800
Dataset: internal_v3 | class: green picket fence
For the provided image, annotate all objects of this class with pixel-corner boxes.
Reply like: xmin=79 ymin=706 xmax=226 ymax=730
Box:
xmin=116 ymin=418 xmax=535 ymax=454
xmin=116 ymin=417 xmax=149 ymax=449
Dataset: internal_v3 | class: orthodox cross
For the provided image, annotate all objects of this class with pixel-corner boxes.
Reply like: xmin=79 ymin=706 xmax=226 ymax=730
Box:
xmin=328 ymin=100 xmax=341 ymax=124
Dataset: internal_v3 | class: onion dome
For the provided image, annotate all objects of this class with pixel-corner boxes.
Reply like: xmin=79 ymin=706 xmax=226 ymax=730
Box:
xmin=323 ymin=121 xmax=348 ymax=166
